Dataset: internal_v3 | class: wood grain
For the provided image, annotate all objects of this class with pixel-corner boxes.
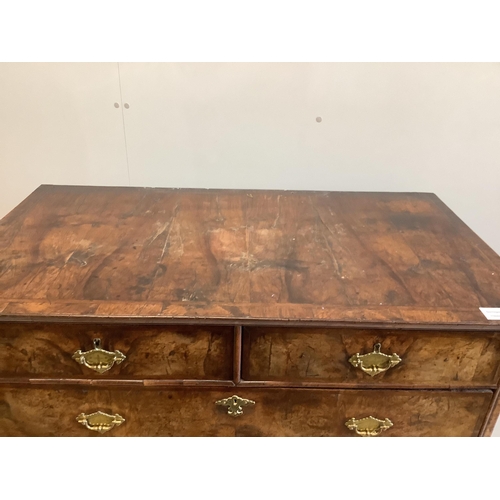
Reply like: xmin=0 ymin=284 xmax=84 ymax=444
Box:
xmin=1 ymin=186 xmax=499 ymax=437
xmin=0 ymin=322 xmax=233 ymax=380
xmin=0 ymin=185 xmax=499 ymax=327
xmin=242 ymin=327 xmax=500 ymax=387
xmin=0 ymin=387 xmax=491 ymax=436
xmin=480 ymin=387 xmax=500 ymax=436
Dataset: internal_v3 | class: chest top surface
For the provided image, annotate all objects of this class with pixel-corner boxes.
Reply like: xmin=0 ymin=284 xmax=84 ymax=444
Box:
xmin=0 ymin=185 xmax=499 ymax=328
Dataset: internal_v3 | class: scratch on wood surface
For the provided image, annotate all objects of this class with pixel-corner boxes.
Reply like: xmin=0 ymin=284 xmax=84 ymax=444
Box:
xmin=64 ymin=251 xmax=76 ymax=265
xmin=157 ymin=203 xmax=180 ymax=264
xmin=148 ymin=221 xmax=170 ymax=246
xmin=321 ymin=233 xmax=342 ymax=277
xmin=245 ymin=226 xmax=250 ymax=271
xmin=272 ymin=195 xmax=281 ymax=228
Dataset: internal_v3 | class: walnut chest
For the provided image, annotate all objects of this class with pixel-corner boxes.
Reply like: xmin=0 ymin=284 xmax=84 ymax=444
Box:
xmin=1 ymin=185 xmax=499 ymax=436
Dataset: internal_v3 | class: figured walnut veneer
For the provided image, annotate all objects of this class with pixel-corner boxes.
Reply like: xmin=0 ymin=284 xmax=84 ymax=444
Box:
xmin=242 ymin=327 xmax=500 ymax=387
xmin=0 ymin=387 xmax=492 ymax=437
xmin=0 ymin=322 xmax=233 ymax=380
xmin=0 ymin=186 xmax=499 ymax=436
xmin=0 ymin=186 xmax=499 ymax=327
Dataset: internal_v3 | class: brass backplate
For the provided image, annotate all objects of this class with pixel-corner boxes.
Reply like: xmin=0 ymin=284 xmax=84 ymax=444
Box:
xmin=345 ymin=416 xmax=393 ymax=436
xmin=349 ymin=343 xmax=401 ymax=377
xmin=215 ymin=395 xmax=256 ymax=417
xmin=72 ymin=338 xmax=126 ymax=374
xmin=77 ymin=411 xmax=125 ymax=434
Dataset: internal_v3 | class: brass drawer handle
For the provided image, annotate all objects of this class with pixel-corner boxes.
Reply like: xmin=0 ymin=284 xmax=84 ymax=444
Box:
xmin=77 ymin=411 xmax=125 ymax=434
xmin=72 ymin=338 xmax=126 ymax=374
xmin=349 ymin=343 xmax=401 ymax=377
xmin=345 ymin=416 xmax=393 ymax=436
xmin=215 ymin=395 xmax=255 ymax=417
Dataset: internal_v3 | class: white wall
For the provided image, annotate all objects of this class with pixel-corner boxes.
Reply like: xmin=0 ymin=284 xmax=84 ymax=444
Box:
xmin=0 ymin=63 xmax=129 ymax=213
xmin=1 ymin=62 xmax=499 ymax=434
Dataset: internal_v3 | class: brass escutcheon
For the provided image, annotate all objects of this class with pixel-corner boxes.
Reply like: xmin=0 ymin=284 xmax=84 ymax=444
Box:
xmin=215 ymin=395 xmax=256 ymax=417
xmin=72 ymin=338 xmax=126 ymax=374
xmin=345 ymin=416 xmax=393 ymax=436
xmin=76 ymin=411 xmax=125 ymax=434
xmin=349 ymin=343 xmax=401 ymax=377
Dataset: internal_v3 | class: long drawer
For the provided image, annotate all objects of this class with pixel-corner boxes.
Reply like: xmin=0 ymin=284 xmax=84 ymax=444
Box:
xmin=242 ymin=327 xmax=500 ymax=387
xmin=0 ymin=387 xmax=492 ymax=436
xmin=0 ymin=322 xmax=234 ymax=380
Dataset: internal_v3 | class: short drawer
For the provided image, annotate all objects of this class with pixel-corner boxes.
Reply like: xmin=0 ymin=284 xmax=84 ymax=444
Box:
xmin=242 ymin=327 xmax=500 ymax=387
xmin=0 ymin=322 xmax=233 ymax=380
xmin=0 ymin=387 xmax=492 ymax=436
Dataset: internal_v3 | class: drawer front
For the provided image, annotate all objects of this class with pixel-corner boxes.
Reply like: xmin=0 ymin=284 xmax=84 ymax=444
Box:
xmin=242 ymin=327 xmax=500 ymax=387
xmin=0 ymin=322 xmax=233 ymax=380
xmin=0 ymin=387 xmax=491 ymax=436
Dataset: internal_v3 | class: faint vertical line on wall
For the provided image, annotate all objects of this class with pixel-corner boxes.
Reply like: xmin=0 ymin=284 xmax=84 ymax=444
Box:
xmin=117 ymin=62 xmax=131 ymax=185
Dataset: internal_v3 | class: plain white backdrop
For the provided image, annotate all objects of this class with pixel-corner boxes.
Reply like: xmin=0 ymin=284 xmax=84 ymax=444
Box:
xmin=1 ymin=3 xmax=500 ymax=499
xmin=1 ymin=62 xmax=499 ymax=438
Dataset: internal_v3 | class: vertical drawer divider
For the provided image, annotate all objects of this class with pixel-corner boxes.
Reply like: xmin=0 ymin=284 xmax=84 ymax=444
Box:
xmin=233 ymin=325 xmax=243 ymax=385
